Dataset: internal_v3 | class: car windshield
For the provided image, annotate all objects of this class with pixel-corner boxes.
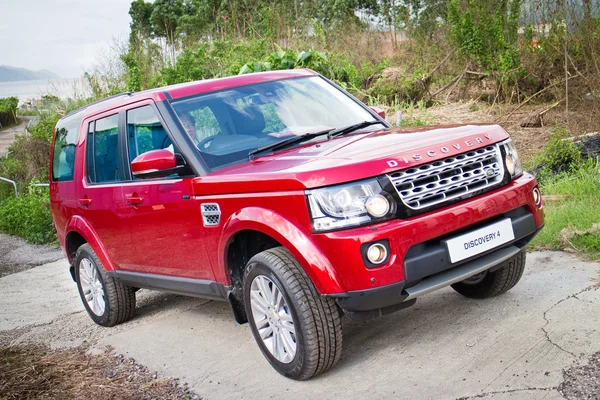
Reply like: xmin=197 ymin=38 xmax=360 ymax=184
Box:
xmin=170 ymin=76 xmax=377 ymax=171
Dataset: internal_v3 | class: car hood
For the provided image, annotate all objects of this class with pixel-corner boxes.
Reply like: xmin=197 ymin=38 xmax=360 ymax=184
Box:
xmin=192 ymin=124 xmax=510 ymax=195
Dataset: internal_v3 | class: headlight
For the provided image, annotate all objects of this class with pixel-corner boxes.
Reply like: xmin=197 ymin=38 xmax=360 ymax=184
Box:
xmin=307 ymin=178 xmax=394 ymax=232
xmin=501 ymin=139 xmax=523 ymax=178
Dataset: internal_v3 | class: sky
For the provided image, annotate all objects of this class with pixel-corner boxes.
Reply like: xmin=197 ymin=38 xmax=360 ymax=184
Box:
xmin=0 ymin=0 xmax=131 ymax=78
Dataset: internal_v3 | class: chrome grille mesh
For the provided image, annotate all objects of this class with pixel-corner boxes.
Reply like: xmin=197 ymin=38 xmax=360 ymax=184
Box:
xmin=387 ymin=145 xmax=504 ymax=210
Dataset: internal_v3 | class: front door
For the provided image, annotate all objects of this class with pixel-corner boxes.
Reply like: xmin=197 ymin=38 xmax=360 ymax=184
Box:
xmin=119 ymin=103 xmax=212 ymax=280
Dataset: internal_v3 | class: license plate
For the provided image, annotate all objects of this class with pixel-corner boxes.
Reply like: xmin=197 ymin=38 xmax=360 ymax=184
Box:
xmin=445 ymin=219 xmax=514 ymax=263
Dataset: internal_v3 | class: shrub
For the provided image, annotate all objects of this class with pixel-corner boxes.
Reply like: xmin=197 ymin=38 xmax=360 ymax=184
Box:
xmin=239 ymin=49 xmax=343 ymax=81
xmin=0 ymin=189 xmax=55 ymax=244
xmin=0 ymin=97 xmax=18 ymax=128
xmin=535 ymin=128 xmax=583 ymax=174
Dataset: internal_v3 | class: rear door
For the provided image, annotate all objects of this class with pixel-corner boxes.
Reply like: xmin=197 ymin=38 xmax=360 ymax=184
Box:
xmin=78 ymin=112 xmax=134 ymax=268
xmin=119 ymin=101 xmax=212 ymax=280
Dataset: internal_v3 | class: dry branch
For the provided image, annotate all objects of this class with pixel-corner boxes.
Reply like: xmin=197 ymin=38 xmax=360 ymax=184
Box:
xmin=497 ymin=73 xmax=582 ymax=123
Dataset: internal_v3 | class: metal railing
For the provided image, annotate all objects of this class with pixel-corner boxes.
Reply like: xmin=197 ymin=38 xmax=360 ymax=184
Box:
xmin=0 ymin=177 xmax=50 ymax=197
xmin=0 ymin=176 xmax=18 ymax=196
xmin=29 ymin=183 xmax=49 ymax=193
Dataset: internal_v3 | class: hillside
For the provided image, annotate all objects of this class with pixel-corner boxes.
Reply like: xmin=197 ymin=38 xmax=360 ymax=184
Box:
xmin=0 ymin=66 xmax=59 ymax=82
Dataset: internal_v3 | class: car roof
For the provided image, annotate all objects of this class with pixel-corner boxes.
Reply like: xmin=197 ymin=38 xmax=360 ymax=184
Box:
xmin=61 ymin=69 xmax=318 ymax=123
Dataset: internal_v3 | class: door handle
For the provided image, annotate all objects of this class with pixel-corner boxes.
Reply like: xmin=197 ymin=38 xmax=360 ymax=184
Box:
xmin=78 ymin=198 xmax=92 ymax=206
xmin=126 ymin=194 xmax=144 ymax=206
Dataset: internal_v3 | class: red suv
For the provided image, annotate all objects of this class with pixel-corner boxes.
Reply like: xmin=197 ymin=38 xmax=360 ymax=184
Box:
xmin=50 ymin=69 xmax=544 ymax=380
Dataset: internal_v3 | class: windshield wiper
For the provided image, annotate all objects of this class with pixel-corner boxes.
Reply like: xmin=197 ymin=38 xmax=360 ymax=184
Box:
xmin=327 ymin=120 xmax=386 ymax=139
xmin=248 ymin=128 xmax=334 ymax=160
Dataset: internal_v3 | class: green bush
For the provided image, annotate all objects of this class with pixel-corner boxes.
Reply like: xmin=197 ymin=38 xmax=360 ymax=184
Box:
xmin=153 ymin=39 xmax=271 ymax=86
xmin=239 ymin=49 xmax=345 ymax=82
xmin=529 ymin=128 xmax=582 ymax=176
xmin=0 ymin=189 xmax=56 ymax=244
xmin=0 ymin=97 xmax=18 ymax=128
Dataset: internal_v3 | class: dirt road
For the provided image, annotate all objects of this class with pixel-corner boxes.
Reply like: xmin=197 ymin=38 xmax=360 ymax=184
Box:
xmin=1 ymin=250 xmax=599 ymax=399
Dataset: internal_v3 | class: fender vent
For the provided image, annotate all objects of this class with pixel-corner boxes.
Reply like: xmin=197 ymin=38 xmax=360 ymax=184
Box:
xmin=201 ymin=203 xmax=221 ymax=226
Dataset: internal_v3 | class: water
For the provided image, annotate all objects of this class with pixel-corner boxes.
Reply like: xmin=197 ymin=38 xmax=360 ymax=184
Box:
xmin=0 ymin=78 xmax=88 ymax=103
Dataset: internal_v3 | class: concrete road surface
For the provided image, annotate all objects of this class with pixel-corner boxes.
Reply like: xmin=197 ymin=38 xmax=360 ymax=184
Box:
xmin=1 ymin=251 xmax=599 ymax=399
xmin=0 ymin=116 xmax=32 ymax=156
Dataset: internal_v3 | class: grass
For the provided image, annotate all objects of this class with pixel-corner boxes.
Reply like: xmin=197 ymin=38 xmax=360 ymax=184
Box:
xmin=530 ymin=158 xmax=600 ymax=259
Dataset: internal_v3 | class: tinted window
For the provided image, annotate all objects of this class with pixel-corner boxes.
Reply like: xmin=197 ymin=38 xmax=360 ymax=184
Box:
xmin=87 ymin=114 xmax=121 ymax=184
xmin=52 ymin=114 xmax=81 ymax=181
xmin=126 ymin=105 xmax=172 ymax=161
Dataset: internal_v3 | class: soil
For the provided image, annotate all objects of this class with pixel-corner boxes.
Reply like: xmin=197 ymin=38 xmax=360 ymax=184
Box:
xmin=0 ymin=233 xmax=63 ymax=277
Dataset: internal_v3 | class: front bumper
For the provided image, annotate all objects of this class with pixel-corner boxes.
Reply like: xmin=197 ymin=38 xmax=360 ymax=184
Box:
xmin=314 ymin=173 xmax=544 ymax=320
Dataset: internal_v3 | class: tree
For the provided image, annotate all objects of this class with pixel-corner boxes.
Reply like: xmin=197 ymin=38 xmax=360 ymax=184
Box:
xmin=151 ymin=0 xmax=184 ymax=65
xmin=129 ymin=0 xmax=154 ymax=43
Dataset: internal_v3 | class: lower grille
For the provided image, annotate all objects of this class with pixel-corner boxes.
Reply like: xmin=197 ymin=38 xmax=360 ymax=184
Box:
xmin=387 ymin=145 xmax=504 ymax=210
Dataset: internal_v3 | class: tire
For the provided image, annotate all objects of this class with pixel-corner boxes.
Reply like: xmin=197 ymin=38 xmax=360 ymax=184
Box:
xmin=243 ymin=247 xmax=342 ymax=380
xmin=74 ymin=244 xmax=136 ymax=327
xmin=451 ymin=249 xmax=526 ymax=299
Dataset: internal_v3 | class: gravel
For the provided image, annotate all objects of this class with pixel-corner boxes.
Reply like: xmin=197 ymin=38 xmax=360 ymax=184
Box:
xmin=559 ymin=351 xmax=600 ymax=399
xmin=0 ymin=233 xmax=64 ymax=277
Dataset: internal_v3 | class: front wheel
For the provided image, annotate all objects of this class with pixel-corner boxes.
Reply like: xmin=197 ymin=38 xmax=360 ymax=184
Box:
xmin=243 ymin=247 xmax=342 ymax=380
xmin=451 ymin=249 xmax=526 ymax=299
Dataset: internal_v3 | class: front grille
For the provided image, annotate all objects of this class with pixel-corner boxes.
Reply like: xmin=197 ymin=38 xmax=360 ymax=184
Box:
xmin=387 ymin=145 xmax=504 ymax=211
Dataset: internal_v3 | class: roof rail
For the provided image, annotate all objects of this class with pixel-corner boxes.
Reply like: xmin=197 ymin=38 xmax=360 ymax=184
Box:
xmin=62 ymin=92 xmax=132 ymax=119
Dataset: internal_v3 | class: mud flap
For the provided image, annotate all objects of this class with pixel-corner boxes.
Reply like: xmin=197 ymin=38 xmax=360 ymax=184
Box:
xmin=227 ymin=290 xmax=248 ymax=324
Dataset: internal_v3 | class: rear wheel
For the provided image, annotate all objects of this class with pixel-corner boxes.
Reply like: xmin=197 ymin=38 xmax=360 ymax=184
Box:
xmin=451 ymin=249 xmax=526 ymax=299
xmin=74 ymin=244 xmax=136 ymax=327
xmin=243 ymin=247 xmax=342 ymax=380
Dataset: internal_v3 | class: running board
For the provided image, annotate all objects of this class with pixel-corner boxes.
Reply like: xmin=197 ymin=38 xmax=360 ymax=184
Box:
xmin=404 ymin=246 xmax=521 ymax=301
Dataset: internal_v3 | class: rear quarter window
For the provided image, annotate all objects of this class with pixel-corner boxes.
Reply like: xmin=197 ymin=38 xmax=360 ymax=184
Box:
xmin=52 ymin=114 xmax=81 ymax=181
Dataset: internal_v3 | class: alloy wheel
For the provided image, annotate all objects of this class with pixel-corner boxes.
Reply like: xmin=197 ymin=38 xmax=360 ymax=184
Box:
xmin=249 ymin=275 xmax=297 ymax=363
xmin=79 ymin=258 xmax=106 ymax=316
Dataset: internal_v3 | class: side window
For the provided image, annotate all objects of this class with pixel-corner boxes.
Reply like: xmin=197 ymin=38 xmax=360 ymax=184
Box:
xmin=86 ymin=114 xmax=121 ymax=184
xmin=126 ymin=105 xmax=172 ymax=161
xmin=52 ymin=115 xmax=81 ymax=181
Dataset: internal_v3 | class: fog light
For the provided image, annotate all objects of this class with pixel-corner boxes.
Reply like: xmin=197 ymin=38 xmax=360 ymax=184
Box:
xmin=533 ymin=187 xmax=542 ymax=207
xmin=367 ymin=243 xmax=388 ymax=265
xmin=365 ymin=195 xmax=390 ymax=218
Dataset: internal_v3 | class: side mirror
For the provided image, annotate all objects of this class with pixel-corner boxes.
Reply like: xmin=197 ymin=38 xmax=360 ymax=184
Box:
xmin=370 ymin=106 xmax=386 ymax=119
xmin=131 ymin=149 xmax=178 ymax=179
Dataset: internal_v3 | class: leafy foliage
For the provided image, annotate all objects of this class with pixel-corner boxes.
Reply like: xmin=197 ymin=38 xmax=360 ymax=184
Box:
xmin=0 ymin=97 xmax=18 ymax=128
xmin=529 ymin=128 xmax=583 ymax=176
xmin=448 ymin=0 xmax=521 ymax=73
xmin=239 ymin=50 xmax=337 ymax=80
xmin=0 ymin=188 xmax=55 ymax=244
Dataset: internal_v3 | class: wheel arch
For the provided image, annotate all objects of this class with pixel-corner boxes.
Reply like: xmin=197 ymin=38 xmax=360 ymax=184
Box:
xmin=65 ymin=215 xmax=118 ymax=277
xmin=220 ymin=207 xmax=346 ymax=297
